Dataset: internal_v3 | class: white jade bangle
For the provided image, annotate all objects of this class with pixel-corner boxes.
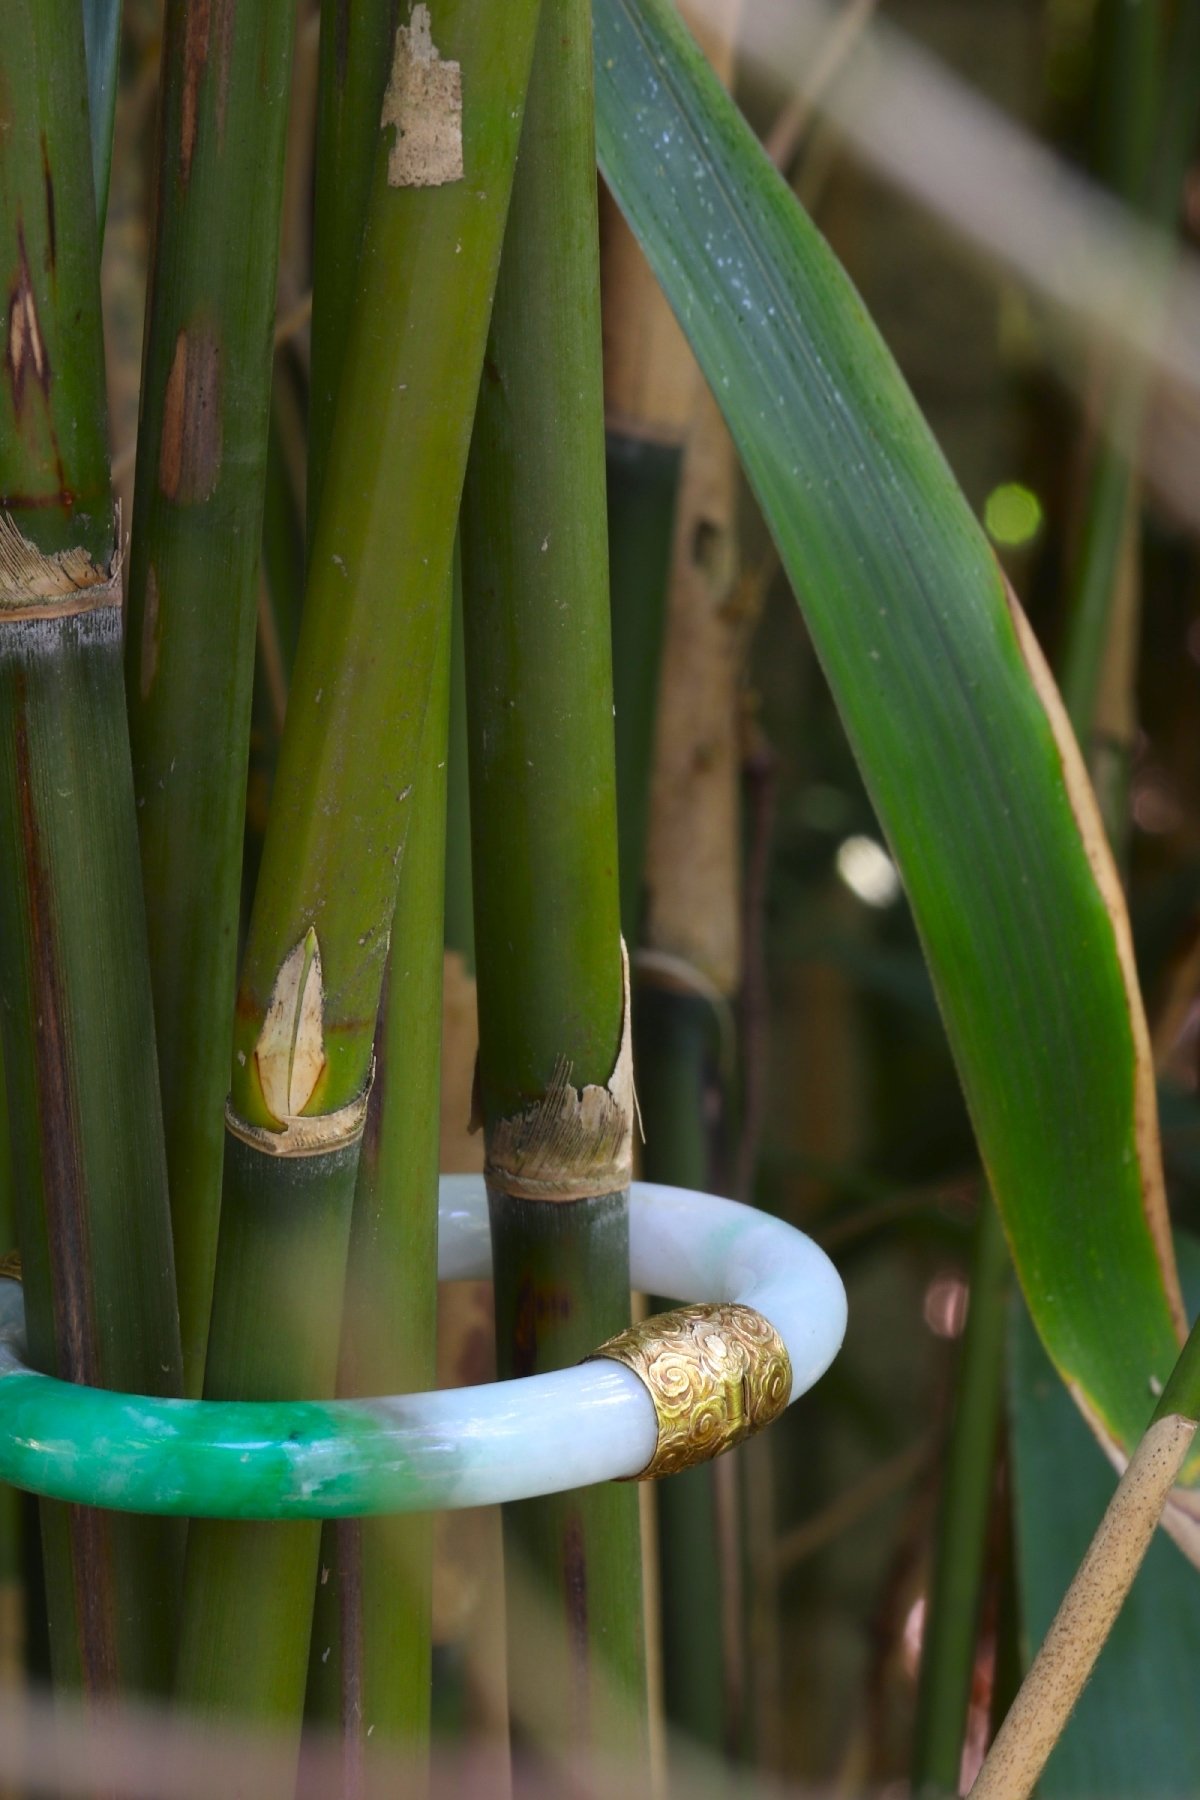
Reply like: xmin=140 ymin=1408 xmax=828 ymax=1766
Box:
xmin=0 ymin=1179 xmax=846 ymax=1518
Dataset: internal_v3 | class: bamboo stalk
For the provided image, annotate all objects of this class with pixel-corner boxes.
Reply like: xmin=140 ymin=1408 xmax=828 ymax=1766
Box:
xmin=0 ymin=0 xmax=184 ymax=1700
xmin=911 ymin=1198 xmax=1010 ymax=1798
xmin=123 ymin=0 xmax=297 ymax=1396
xmin=0 ymin=1073 xmax=22 ymax=1714
xmin=443 ymin=570 xmax=475 ymax=968
xmin=302 ymin=7 xmax=451 ymax=1763
xmin=307 ymin=0 xmax=396 ymax=534
xmin=173 ymin=1 xmax=543 ymax=1779
xmin=244 ymin=378 xmax=308 ymax=916
xmin=323 ymin=608 xmax=446 ymax=1785
xmin=607 ymin=441 xmax=681 ymax=942
xmin=306 ymin=608 xmax=449 ymax=1792
xmin=431 ymin=570 xmax=514 ymax=1773
xmin=460 ymin=0 xmax=648 ymax=1771
xmin=634 ymin=992 xmax=727 ymax=1753
xmin=635 ymin=368 xmax=749 ymax=1762
xmin=1059 ymin=0 xmax=1200 ymax=790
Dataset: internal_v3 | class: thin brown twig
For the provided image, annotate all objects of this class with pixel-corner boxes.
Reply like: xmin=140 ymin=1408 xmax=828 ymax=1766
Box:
xmin=764 ymin=0 xmax=880 ymax=173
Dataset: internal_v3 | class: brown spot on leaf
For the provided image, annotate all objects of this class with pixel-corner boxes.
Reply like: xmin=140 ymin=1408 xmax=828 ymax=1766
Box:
xmin=5 ymin=226 xmax=50 ymax=415
xmin=159 ymin=325 xmax=223 ymax=502
xmin=140 ymin=564 xmax=160 ymax=697
xmin=180 ymin=0 xmax=211 ymax=182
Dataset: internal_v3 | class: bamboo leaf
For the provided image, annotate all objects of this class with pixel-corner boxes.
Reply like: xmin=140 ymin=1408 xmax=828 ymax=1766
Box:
xmin=593 ymin=0 xmax=1187 ymax=1470
xmin=81 ymin=0 xmax=121 ymax=230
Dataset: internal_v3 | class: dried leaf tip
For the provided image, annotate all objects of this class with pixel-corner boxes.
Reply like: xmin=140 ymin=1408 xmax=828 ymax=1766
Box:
xmin=255 ymin=928 xmax=326 ymax=1124
xmin=382 ymin=4 xmax=464 ymax=190
xmin=1002 ymin=579 xmax=1183 ymax=1335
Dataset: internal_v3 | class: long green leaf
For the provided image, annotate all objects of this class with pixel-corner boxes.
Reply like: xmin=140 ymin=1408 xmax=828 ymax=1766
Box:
xmin=593 ymin=0 xmax=1186 ymax=1470
xmin=82 ymin=0 xmax=121 ymax=229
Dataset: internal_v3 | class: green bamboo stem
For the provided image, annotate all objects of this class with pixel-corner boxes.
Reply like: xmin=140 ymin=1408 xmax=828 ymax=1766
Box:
xmin=244 ymin=379 xmax=308 ymax=918
xmin=122 ymin=0 xmax=295 ymax=1396
xmin=608 ymin=439 xmax=681 ymax=942
xmin=460 ymin=0 xmax=647 ymax=1769
xmin=318 ymin=608 xmax=449 ymax=1785
xmin=0 ymin=0 xmax=183 ymax=1698
xmin=461 ymin=23 xmax=622 ymax=1126
xmin=488 ymin=1200 xmax=648 ymax=1758
xmin=1058 ymin=437 xmax=1140 ymax=753
xmin=444 ymin=564 xmax=475 ymax=967
xmin=1089 ymin=0 xmax=1160 ymax=204
xmin=911 ymin=1197 xmax=1011 ymax=1798
xmin=174 ymin=0 xmax=542 ymax=1773
xmin=1059 ymin=0 xmax=1200 ymax=766
xmin=0 ymin=1068 xmax=21 ymax=1697
xmin=308 ymin=0 xmax=396 ymax=534
xmin=635 ymin=989 xmax=728 ymax=1753
xmin=309 ymin=614 xmax=450 ymax=1787
xmin=303 ymin=5 xmax=447 ymax=1770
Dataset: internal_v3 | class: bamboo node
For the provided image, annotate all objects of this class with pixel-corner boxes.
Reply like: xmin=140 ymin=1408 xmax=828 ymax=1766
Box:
xmin=224 ymin=1068 xmax=373 ymax=1160
xmin=0 ymin=513 xmax=122 ymax=621
xmin=484 ymin=939 xmax=640 ymax=1201
xmin=590 ymin=1302 xmax=791 ymax=1479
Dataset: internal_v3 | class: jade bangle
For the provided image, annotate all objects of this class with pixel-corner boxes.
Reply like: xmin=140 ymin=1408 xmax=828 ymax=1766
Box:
xmin=0 ymin=1178 xmax=845 ymax=1517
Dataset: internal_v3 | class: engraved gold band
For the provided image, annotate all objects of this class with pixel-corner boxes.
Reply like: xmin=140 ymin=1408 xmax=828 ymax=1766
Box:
xmin=589 ymin=1301 xmax=792 ymax=1480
